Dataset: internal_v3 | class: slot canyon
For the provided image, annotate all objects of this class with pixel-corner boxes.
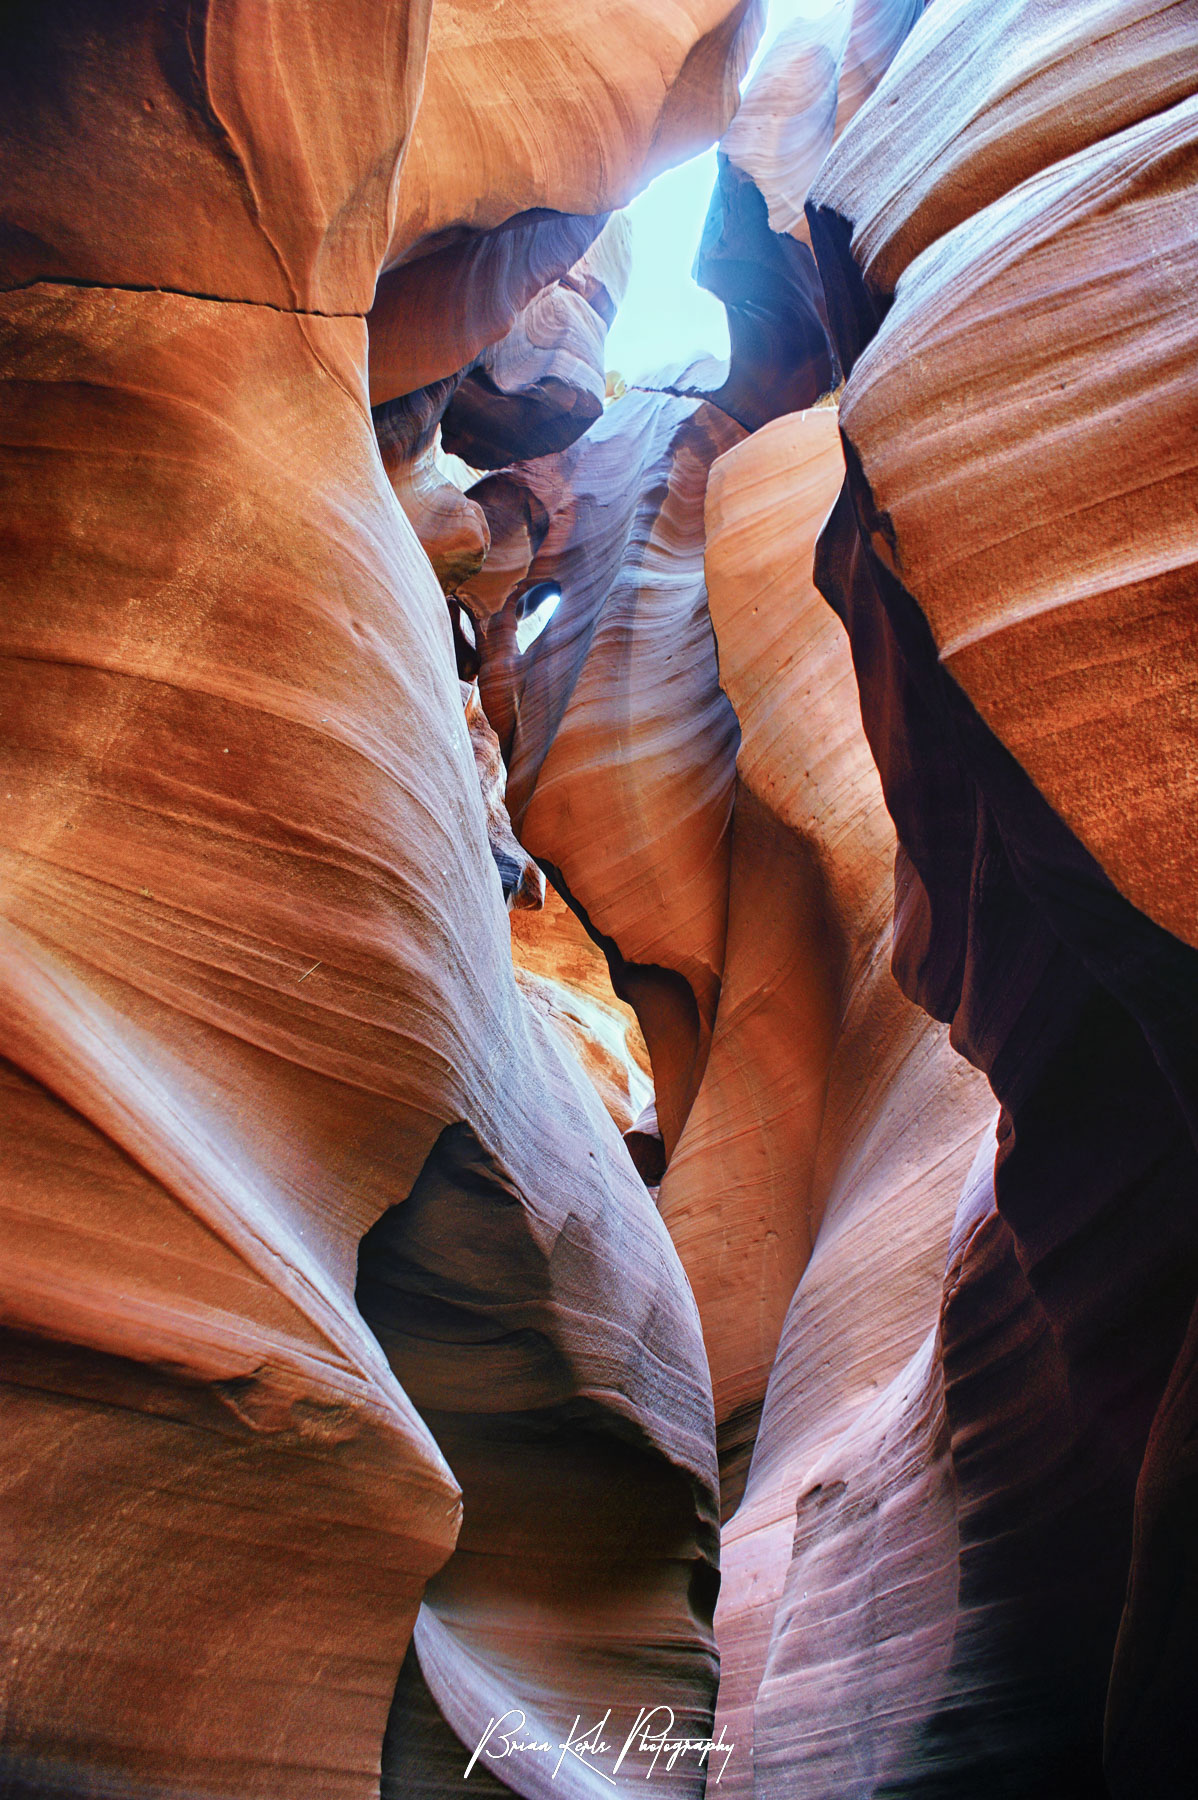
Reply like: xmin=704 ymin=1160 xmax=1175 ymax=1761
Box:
xmin=1 ymin=2 xmax=1196 ymax=1797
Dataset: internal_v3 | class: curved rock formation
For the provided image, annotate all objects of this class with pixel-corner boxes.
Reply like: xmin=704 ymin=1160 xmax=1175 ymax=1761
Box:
xmin=461 ymin=6 xmax=1198 ymax=1789
xmin=808 ymin=0 xmax=1198 ymax=361
xmin=369 ymin=0 xmax=763 ymax=405
xmin=688 ymin=156 xmax=835 ymax=429
xmin=0 ymin=0 xmax=431 ymax=310
xmin=375 ymin=394 xmax=492 ymax=592
xmin=6 ymin=0 xmax=1196 ymax=1795
xmin=389 ymin=0 xmax=764 ymax=254
xmin=465 ymin=679 xmax=654 ymax=1137
xmin=721 ymin=0 xmax=922 ymax=242
xmin=0 ymin=283 xmax=467 ymax=1800
xmin=467 ymin=384 xmax=998 ymax=1792
xmin=462 ymin=680 xmax=545 ymax=913
xmin=369 ymin=210 xmax=610 ymax=408
xmin=796 ymin=3 xmax=1198 ymax=1791
xmin=441 ymin=216 xmax=633 ymax=470
xmin=827 ymin=94 xmax=1198 ymax=950
xmin=510 ymin=884 xmax=653 ymax=1139
xmin=473 ymin=388 xmax=746 ymax=1157
xmin=372 ymin=217 xmax=630 ymax=603
xmin=365 ymin=1098 xmax=720 ymax=1800
xmin=807 ymin=462 xmax=1198 ymax=1798
xmin=660 ymin=413 xmax=992 ymax=1799
xmin=0 ymin=5 xmax=760 ymax=1795
xmin=663 ymin=408 xmax=993 ymax=1508
xmin=455 ymin=472 xmax=553 ymax=624
xmin=641 ymin=0 xmax=933 ymax=457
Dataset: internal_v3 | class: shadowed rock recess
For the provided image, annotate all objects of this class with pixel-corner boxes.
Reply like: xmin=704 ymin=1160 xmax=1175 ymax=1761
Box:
xmin=1 ymin=3 xmax=1195 ymax=1798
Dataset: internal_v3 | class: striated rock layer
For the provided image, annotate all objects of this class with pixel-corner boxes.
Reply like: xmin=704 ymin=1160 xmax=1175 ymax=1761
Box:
xmin=470 ymin=388 xmax=997 ymax=1800
xmin=795 ymin=2 xmax=1198 ymax=1793
xmin=368 ymin=0 xmax=763 ymax=403
xmin=4 ymin=0 xmax=1196 ymax=1796
xmin=470 ymin=384 xmax=747 ymax=1159
xmin=680 ymin=411 xmax=995 ymax=1794
xmin=0 ymin=3 xmax=766 ymax=1796
xmin=510 ymin=883 xmax=653 ymax=1140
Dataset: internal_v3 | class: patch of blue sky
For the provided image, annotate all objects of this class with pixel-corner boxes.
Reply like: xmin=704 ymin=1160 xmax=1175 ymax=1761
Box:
xmin=603 ymin=0 xmax=833 ymax=384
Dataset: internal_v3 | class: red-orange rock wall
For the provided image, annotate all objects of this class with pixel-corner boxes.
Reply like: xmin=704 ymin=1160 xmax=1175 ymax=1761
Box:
xmin=0 ymin=5 xmax=765 ymax=1796
xmin=3 ymin=2 xmax=1197 ymax=1797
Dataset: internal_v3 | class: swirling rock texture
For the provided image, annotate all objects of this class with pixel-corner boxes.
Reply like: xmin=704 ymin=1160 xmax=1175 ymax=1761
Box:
xmin=375 ymin=394 xmax=492 ymax=593
xmin=683 ymin=157 xmax=835 ymax=429
xmin=372 ymin=215 xmax=633 ymax=598
xmin=367 ymin=0 xmax=763 ymax=405
xmin=440 ymin=215 xmax=634 ymax=472
xmin=795 ymin=2 xmax=1198 ymax=1795
xmin=682 ymin=399 xmax=994 ymax=1543
xmin=5 ymin=2 xmax=1197 ymax=1799
xmin=510 ymin=883 xmax=654 ymax=1141
xmin=467 ymin=4 xmax=1198 ymax=1796
xmin=475 ymin=388 xmax=993 ymax=1795
xmin=720 ymin=0 xmax=924 ymax=244
xmin=0 ymin=3 xmax=762 ymax=1798
xmin=469 ymin=386 xmax=747 ymax=1158
xmin=640 ymin=0 xmax=925 ymax=437
xmin=465 ymin=686 xmax=655 ymax=1150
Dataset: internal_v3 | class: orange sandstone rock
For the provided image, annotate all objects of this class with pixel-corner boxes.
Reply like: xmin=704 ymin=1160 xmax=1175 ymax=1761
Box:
xmin=801 ymin=8 xmax=1198 ymax=1789
xmin=378 ymin=419 xmax=491 ymax=592
xmin=721 ymin=0 xmax=922 ymax=242
xmin=369 ymin=0 xmax=763 ymax=404
xmin=835 ymin=95 xmax=1198 ymax=951
xmin=441 ymin=215 xmax=632 ymax=470
xmin=388 ymin=0 xmax=764 ymax=256
xmin=0 ymin=0 xmax=434 ymax=312
xmin=0 ymin=2 xmax=763 ymax=1790
xmin=670 ymin=416 xmax=994 ymax=1796
xmin=476 ymin=389 xmax=747 ymax=1157
xmin=809 ymin=0 xmax=1198 ymax=347
xmin=510 ymin=883 xmax=653 ymax=1137
xmin=0 ymin=286 xmax=719 ymax=1800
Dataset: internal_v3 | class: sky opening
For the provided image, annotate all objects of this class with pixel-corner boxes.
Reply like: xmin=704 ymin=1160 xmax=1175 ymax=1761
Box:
xmin=604 ymin=0 xmax=832 ymax=386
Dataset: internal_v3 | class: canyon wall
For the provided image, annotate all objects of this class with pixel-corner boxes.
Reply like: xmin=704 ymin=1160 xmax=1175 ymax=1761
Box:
xmin=0 ymin=5 xmax=760 ymax=1797
xmin=1 ymin=2 xmax=1195 ymax=1798
xmin=464 ymin=4 xmax=1198 ymax=1793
